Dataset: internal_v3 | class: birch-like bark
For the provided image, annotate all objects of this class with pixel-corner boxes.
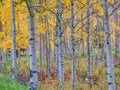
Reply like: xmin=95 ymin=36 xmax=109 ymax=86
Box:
xmin=114 ymin=5 xmax=118 ymax=63
xmin=57 ymin=0 xmax=64 ymax=88
xmin=48 ymin=30 xmax=52 ymax=64
xmin=43 ymin=35 xmax=46 ymax=59
xmin=86 ymin=0 xmax=92 ymax=82
xmin=1 ymin=50 xmax=4 ymax=68
xmin=45 ymin=17 xmax=50 ymax=76
xmin=39 ymin=34 xmax=42 ymax=76
xmin=38 ymin=0 xmax=43 ymax=76
xmin=97 ymin=18 xmax=101 ymax=65
xmin=26 ymin=0 xmax=37 ymax=89
xmin=103 ymin=0 xmax=115 ymax=90
xmin=81 ymin=13 xmax=85 ymax=56
xmin=55 ymin=15 xmax=59 ymax=76
xmin=82 ymin=39 xmax=85 ymax=56
xmin=71 ymin=0 xmax=76 ymax=88
xmin=29 ymin=16 xmax=37 ymax=90
xmin=10 ymin=0 xmax=17 ymax=80
xmin=6 ymin=49 xmax=8 ymax=62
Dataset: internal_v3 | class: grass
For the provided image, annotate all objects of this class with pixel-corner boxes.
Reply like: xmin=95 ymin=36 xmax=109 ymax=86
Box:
xmin=0 ymin=50 xmax=120 ymax=90
xmin=0 ymin=75 xmax=28 ymax=90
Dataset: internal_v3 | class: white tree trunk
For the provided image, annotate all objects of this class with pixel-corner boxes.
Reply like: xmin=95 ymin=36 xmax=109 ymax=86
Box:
xmin=71 ymin=0 xmax=76 ymax=88
xmin=10 ymin=0 xmax=17 ymax=80
xmin=114 ymin=5 xmax=118 ymax=63
xmin=29 ymin=16 xmax=37 ymax=90
xmin=45 ymin=19 xmax=50 ymax=76
xmin=6 ymin=49 xmax=8 ymax=62
xmin=55 ymin=15 xmax=59 ymax=76
xmin=86 ymin=0 xmax=92 ymax=82
xmin=97 ymin=18 xmax=101 ymax=65
xmin=39 ymin=34 xmax=42 ymax=76
xmin=1 ymin=50 xmax=4 ymax=68
xmin=103 ymin=0 xmax=115 ymax=90
xmin=57 ymin=0 xmax=64 ymax=88
xmin=26 ymin=0 xmax=37 ymax=89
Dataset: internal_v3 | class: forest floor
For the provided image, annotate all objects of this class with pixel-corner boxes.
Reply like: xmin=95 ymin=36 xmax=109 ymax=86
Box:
xmin=0 ymin=56 xmax=120 ymax=90
xmin=0 ymin=74 xmax=28 ymax=90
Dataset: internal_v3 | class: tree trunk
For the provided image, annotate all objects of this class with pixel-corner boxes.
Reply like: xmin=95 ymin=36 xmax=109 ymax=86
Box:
xmin=81 ymin=13 xmax=85 ymax=56
xmin=45 ymin=17 xmax=50 ymax=76
xmin=71 ymin=0 xmax=76 ymax=88
xmin=26 ymin=0 xmax=37 ymax=89
xmin=55 ymin=15 xmax=59 ymax=76
xmin=97 ymin=18 xmax=101 ymax=65
xmin=39 ymin=34 xmax=42 ymax=76
xmin=1 ymin=50 xmax=4 ymax=68
xmin=103 ymin=0 xmax=115 ymax=90
xmin=38 ymin=0 xmax=43 ymax=78
xmin=57 ymin=0 xmax=64 ymax=88
xmin=10 ymin=0 xmax=17 ymax=80
xmin=86 ymin=0 xmax=92 ymax=82
xmin=114 ymin=6 xmax=118 ymax=64
xmin=29 ymin=16 xmax=37 ymax=90
xmin=6 ymin=49 xmax=8 ymax=62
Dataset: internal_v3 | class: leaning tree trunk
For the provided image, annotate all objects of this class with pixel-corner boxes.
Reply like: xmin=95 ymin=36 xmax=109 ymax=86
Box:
xmin=26 ymin=0 xmax=37 ymax=89
xmin=71 ymin=0 xmax=76 ymax=88
xmin=10 ymin=0 xmax=17 ymax=80
xmin=86 ymin=0 xmax=92 ymax=82
xmin=103 ymin=0 xmax=115 ymax=90
xmin=57 ymin=0 xmax=64 ymax=88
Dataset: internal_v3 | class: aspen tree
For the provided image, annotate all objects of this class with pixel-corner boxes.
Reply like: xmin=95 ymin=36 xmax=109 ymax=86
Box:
xmin=103 ymin=0 xmax=115 ymax=90
xmin=86 ymin=0 xmax=92 ymax=82
xmin=71 ymin=0 xmax=76 ymax=88
xmin=57 ymin=0 xmax=64 ymax=88
xmin=26 ymin=0 xmax=37 ymax=89
xmin=10 ymin=0 xmax=17 ymax=80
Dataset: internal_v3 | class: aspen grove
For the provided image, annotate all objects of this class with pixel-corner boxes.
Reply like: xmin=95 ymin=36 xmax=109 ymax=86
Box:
xmin=0 ymin=0 xmax=120 ymax=90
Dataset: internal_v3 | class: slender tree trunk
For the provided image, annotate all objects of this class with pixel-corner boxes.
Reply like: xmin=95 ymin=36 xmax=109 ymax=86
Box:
xmin=6 ymin=49 xmax=8 ymax=62
xmin=86 ymin=0 xmax=92 ymax=82
xmin=45 ymin=17 xmax=50 ymax=76
xmin=29 ymin=16 xmax=37 ymax=90
xmin=103 ymin=0 xmax=115 ymax=90
xmin=38 ymin=0 xmax=43 ymax=78
xmin=82 ymin=39 xmax=85 ymax=56
xmin=1 ymin=49 xmax=4 ymax=68
xmin=0 ymin=51 xmax=1 ymax=67
xmin=26 ymin=0 xmax=37 ymax=89
xmin=57 ymin=0 xmax=64 ymax=88
xmin=48 ymin=31 xmax=52 ymax=64
xmin=101 ymin=44 xmax=105 ymax=63
xmin=81 ymin=13 xmax=85 ymax=56
xmin=97 ymin=32 xmax=101 ymax=65
xmin=39 ymin=34 xmax=42 ymax=76
xmin=97 ymin=18 xmax=101 ymax=65
xmin=71 ymin=0 xmax=76 ymax=88
xmin=48 ymin=27 xmax=51 ymax=70
xmin=55 ymin=15 xmax=59 ymax=76
xmin=114 ymin=7 xmax=118 ymax=64
xmin=10 ymin=0 xmax=17 ymax=80
xmin=42 ymin=35 xmax=46 ymax=58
